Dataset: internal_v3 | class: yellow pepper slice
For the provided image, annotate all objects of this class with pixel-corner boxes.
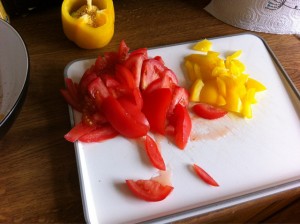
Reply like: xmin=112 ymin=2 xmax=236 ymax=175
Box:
xmin=227 ymin=50 xmax=242 ymax=59
xmin=61 ymin=0 xmax=115 ymax=49
xmin=216 ymin=95 xmax=226 ymax=106
xmin=189 ymin=78 xmax=204 ymax=102
xmin=241 ymin=88 xmax=257 ymax=118
xmin=246 ymin=77 xmax=267 ymax=92
xmin=192 ymin=39 xmax=212 ymax=52
xmin=184 ymin=60 xmax=194 ymax=81
xmin=199 ymin=79 xmax=219 ymax=105
xmin=216 ymin=77 xmax=226 ymax=97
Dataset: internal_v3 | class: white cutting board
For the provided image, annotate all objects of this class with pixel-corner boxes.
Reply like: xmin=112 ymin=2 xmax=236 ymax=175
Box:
xmin=64 ymin=33 xmax=300 ymax=224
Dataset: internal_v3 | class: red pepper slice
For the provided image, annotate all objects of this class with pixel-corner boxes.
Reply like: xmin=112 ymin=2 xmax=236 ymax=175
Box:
xmin=118 ymin=39 xmax=130 ymax=62
xmin=142 ymin=88 xmax=172 ymax=135
xmin=193 ymin=163 xmax=219 ymax=187
xmin=172 ymin=104 xmax=192 ymax=149
xmin=79 ymin=67 xmax=98 ymax=95
xmin=64 ymin=122 xmax=96 ymax=143
xmin=125 ymin=179 xmax=173 ymax=202
xmin=115 ymin=64 xmax=136 ymax=89
xmin=60 ymin=89 xmax=81 ymax=112
xmin=88 ymin=77 xmax=109 ymax=99
xmin=118 ymin=97 xmax=148 ymax=127
xmin=192 ymin=103 xmax=227 ymax=120
xmin=124 ymin=52 xmax=147 ymax=88
xmin=78 ymin=125 xmax=118 ymax=143
xmin=61 ymin=78 xmax=82 ymax=112
xmin=140 ymin=58 xmax=165 ymax=90
xmin=102 ymin=95 xmax=149 ymax=138
xmin=168 ymin=86 xmax=189 ymax=115
xmin=144 ymin=135 xmax=166 ymax=171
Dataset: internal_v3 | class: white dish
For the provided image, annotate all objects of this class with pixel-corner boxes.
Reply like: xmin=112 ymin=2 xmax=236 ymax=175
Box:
xmin=64 ymin=33 xmax=300 ymax=224
xmin=0 ymin=19 xmax=29 ymax=138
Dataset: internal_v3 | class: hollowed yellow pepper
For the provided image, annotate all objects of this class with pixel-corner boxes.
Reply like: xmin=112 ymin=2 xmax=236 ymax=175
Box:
xmin=61 ymin=0 xmax=115 ymax=49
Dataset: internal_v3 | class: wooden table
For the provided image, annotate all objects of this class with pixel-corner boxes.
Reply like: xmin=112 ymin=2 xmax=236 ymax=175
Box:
xmin=1 ymin=0 xmax=300 ymax=223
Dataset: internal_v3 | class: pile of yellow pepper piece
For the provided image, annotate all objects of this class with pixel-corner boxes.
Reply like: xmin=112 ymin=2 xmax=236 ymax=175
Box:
xmin=185 ymin=39 xmax=266 ymax=118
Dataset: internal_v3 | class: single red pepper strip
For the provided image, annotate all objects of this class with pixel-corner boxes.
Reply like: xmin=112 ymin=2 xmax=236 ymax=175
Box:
xmin=144 ymin=135 xmax=166 ymax=171
xmin=193 ymin=164 xmax=219 ymax=187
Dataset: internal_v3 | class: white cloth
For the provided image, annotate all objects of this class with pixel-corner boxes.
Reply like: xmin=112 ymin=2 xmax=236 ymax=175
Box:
xmin=205 ymin=0 xmax=300 ymax=34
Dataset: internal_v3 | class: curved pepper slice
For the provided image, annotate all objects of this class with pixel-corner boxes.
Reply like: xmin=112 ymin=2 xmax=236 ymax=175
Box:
xmin=192 ymin=39 xmax=212 ymax=52
xmin=61 ymin=0 xmax=115 ymax=49
xmin=101 ymin=95 xmax=150 ymax=138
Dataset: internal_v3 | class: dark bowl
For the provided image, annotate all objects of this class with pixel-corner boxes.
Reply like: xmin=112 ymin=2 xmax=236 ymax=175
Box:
xmin=0 ymin=19 xmax=29 ymax=139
